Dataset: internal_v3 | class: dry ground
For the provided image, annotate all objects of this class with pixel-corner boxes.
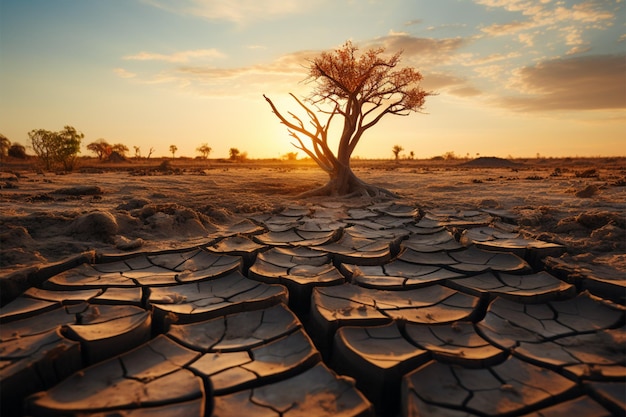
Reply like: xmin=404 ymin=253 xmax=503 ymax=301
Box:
xmin=2 ymin=156 xmax=624 ymax=280
xmin=1 ymin=155 xmax=625 ymax=416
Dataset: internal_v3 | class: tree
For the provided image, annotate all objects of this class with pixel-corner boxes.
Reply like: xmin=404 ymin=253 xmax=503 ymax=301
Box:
xmin=283 ymin=152 xmax=299 ymax=161
xmin=133 ymin=146 xmax=141 ymax=158
xmin=0 ymin=134 xmax=9 ymax=161
xmin=264 ymin=41 xmax=432 ymax=197
xmin=196 ymin=143 xmax=212 ymax=159
xmin=86 ymin=139 xmax=111 ymax=160
xmin=169 ymin=145 xmax=178 ymax=158
xmin=443 ymin=151 xmax=458 ymax=160
xmin=392 ymin=145 xmax=404 ymax=162
xmin=229 ymin=148 xmax=240 ymax=161
xmin=29 ymin=126 xmax=84 ymax=171
xmin=9 ymin=143 xmax=27 ymax=159
xmin=146 ymin=147 xmax=155 ymax=159
xmin=111 ymin=143 xmax=129 ymax=157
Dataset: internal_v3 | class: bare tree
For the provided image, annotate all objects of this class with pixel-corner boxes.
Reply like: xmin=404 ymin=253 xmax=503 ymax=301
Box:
xmin=133 ymin=146 xmax=141 ymax=159
xmin=264 ymin=41 xmax=432 ymax=197
xmin=146 ymin=147 xmax=155 ymax=159
xmin=392 ymin=145 xmax=404 ymax=163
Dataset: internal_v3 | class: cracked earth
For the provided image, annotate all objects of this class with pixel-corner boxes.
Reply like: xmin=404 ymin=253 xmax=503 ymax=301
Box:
xmin=1 ymin=164 xmax=624 ymax=416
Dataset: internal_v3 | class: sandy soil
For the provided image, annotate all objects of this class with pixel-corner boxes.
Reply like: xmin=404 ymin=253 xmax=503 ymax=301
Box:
xmin=1 ymin=157 xmax=625 ymax=281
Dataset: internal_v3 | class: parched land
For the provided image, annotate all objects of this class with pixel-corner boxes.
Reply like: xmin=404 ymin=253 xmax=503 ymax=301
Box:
xmin=1 ymin=156 xmax=625 ymax=416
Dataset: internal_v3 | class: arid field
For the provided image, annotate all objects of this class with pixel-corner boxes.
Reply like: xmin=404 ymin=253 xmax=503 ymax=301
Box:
xmin=1 ymin=156 xmax=625 ymax=416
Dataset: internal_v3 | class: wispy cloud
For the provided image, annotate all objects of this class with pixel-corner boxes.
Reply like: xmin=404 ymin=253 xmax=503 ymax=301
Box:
xmin=123 ymin=49 xmax=317 ymax=97
xmin=141 ymin=0 xmax=325 ymax=24
xmin=500 ymin=54 xmax=626 ymax=111
xmin=476 ymin=0 xmax=618 ymax=52
xmin=124 ymin=49 xmax=225 ymax=63
xmin=422 ymin=72 xmax=482 ymax=97
xmin=366 ymin=32 xmax=468 ymax=66
xmin=113 ymin=68 xmax=137 ymax=79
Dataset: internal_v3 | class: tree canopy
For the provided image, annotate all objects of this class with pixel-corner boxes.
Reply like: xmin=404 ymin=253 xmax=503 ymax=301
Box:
xmin=196 ymin=143 xmax=212 ymax=159
xmin=264 ymin=41 xmax=432 ymax=197
xmin=29 ymin=126 xmax=83 ymax=171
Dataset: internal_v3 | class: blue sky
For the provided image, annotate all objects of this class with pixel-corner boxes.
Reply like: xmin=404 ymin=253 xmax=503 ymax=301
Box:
xmin=1 ymin=0 xmax=624 ymax=159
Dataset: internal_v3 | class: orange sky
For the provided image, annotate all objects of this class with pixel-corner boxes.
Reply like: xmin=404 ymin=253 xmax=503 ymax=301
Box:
xmin=1 ymin=0 xmax=624 ymax=159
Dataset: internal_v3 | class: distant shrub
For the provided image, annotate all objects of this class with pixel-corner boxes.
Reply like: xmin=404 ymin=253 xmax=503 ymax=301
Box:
xmin=8 ymin=143 xmax=27 ymax=159
xmin=443 ymin=151 xmax=459 ymax=160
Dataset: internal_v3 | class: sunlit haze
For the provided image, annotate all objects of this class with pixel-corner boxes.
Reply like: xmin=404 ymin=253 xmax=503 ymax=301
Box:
xmin=1 ymin=0 xmax=624 ymax=159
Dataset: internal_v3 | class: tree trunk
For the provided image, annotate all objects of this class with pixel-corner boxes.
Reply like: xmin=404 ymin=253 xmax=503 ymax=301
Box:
xmin=298 ymin=163 xmax=397 ymax=198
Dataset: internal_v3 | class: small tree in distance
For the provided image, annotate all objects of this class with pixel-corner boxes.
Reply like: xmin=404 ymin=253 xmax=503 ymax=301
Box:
xmin=196 ymin=143 xmax=212 ymax=159
xmin=392 ymin=145 xmax=403 ymax=163
xmin=86 ymin=139 xmax=110 ymax=160
xmin=112 ymin=143 xmax=129 ymax=157
xmin=169 ymin=145 xmax=178 ymax=158
xmin=283 ymin=152 xmax=299 ymax=161
xmin=264 ymin=40 xmax=432 ymax=197
xmin=0 ymin=134 xmax=10 ymax=161
xmin=29 ymin=126 xmax=84 ymax=171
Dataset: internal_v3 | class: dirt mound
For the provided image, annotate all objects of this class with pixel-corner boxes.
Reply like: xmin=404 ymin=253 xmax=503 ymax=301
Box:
xmin=106 ymin=151 xmax=128 ymax=163
xmin=575 ymin=184 xmax=599 ymax=198
xmin=0 ymin=226 xmax=46 ymax=269
xmin=460 ymin=157 xmax=522 ymax=168
xmin=137 ymin=203 xmax=220 ymax=237
xmin=53 ymin=185 xmax=104 ymax=196
xmin=69 ymin=210 xmax=119 ymax=242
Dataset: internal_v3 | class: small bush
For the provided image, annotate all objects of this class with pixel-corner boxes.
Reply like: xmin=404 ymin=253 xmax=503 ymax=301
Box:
xmin=8 ymin=144 xmax=27 ymax=159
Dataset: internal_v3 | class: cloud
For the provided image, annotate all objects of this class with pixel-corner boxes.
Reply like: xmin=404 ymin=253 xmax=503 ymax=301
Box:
xmin=481 ymin=20 xmax=533 ymax=36
xmin=500 ymin=54 xmax=626 ymax=111
xmin=476 ymin=0 xmax=618 ymax=50
xmin=113 ymin=68 xmax=137 ymax=79
xmin=462 ymin=52 xmax=521 ymax=66
xmin=125 ymin=49 xmax=318 ymax=98
xmin=124 ymin=49 xmax=225 ymax=63
xmin=366 ymin=32 xmax=468 ymax=66
xmin=421 ymin=72 xmax=482 ymax=97
xmin=404 ymin=19 xmax=423 ymax=26
xmin=141 ymin=0 xmax=324 ymax=24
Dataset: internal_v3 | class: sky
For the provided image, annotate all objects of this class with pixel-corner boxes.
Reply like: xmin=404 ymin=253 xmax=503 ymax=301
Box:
xmin=1 ymin=0 xmax=624 ymax=160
